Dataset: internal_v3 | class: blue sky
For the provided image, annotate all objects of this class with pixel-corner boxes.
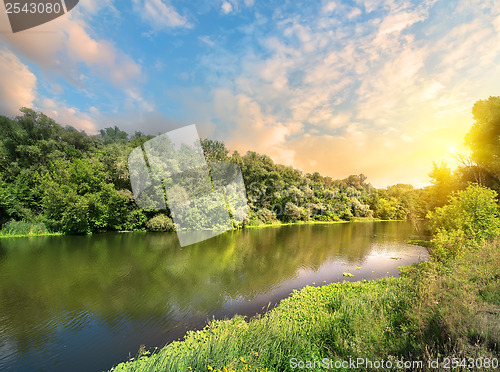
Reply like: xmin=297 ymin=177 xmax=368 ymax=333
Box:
xmin=1 ymin=0 xmax=500 ymax=187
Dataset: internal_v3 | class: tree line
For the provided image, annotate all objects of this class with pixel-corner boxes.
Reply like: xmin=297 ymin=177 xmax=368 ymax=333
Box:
xmin=1 ymin=96 xmax=499 ymax=235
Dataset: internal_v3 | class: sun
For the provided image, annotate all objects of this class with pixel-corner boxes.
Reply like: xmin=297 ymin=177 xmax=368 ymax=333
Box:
xmin=448 ymin=145 xmax=457 ymax=153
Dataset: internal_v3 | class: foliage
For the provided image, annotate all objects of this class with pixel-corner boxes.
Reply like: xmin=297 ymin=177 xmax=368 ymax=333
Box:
xmin=100 ymin=126 xmax=129 ymax=145
xmin=0 ymin=108 xmax=97 ymax=180
xmin=427 ymin=161 xmax=461 ymax=210
xmin=427 ymin=184 xmax=500 ymax=260
xmin=39 ymin=159 xmax=136 ymax=234
xmin=0 ymin=172 xmax=35 ymax=224
xmin=368 ymin=184 xmax=426 ymax=221
xmin=407 ymin=241 xmax=500 ymax=360
xmin=146 ymin=214 xmax=175 ymax=232
xmin=201 ymin=138 xmax=230 ymax=163
xmin=465 ymin=96 xmax=500 ymax=192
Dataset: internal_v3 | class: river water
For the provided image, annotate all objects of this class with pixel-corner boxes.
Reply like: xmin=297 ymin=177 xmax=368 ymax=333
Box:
xmin=0 ymin=221 xmax=428 ymax=371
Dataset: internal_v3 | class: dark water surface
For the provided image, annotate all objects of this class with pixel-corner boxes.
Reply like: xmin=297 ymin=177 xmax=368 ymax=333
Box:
xmin=0 ymin=222 xmax=428 ymax=371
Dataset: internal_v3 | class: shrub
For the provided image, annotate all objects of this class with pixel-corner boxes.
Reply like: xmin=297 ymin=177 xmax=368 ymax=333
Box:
xmin=427 ymin=184 xmax=500 ymax=260
xmin=256 ymin=208 xmax=278 ymax=224
xmin=146 ymin=214 xmax=175 ymax=232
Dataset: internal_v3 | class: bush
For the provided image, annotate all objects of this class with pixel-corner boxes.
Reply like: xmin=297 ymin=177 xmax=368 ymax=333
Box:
xmin=256 ymin=208 xmax=278 ymax=224
xmin=427 ymin=184 xmax=500 ymax=260
xmin=120 ymin=209 xmax=148 ymax=231
xmin=146 ymin=214 xmax=175 ymax=232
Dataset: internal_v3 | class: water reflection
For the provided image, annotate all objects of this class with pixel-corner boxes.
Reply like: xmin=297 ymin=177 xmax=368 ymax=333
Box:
xmin=0 ymin=222 xmax=427 ymax=371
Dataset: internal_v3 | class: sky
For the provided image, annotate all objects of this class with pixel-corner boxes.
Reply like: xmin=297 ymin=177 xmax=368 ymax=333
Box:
xmin=1 ymin=0 xmax=500 ymax=187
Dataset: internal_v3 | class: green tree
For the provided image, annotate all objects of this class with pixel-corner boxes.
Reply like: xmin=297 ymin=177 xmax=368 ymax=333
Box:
xmin=200 ymin=139 xmax=229 ymax=163
xmin=99 ymin=126 xmax=129 ymax=145
xmin=0 ymin=108 xmax=96 ymax=180
xmin=39 ymin=159 xmax=134 ymax=234
xmin=377 ymin=197 xmax=398 ymax=220
xmin=428 ymin=161 xmax=459 ymax=209
xmin=464 ymin=96 xmax=500 ymax=192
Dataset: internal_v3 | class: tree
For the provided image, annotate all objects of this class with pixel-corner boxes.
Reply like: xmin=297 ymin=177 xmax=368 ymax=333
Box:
xmin=428 ymin=161 xmax=459 ymax=209
xmin=39 ymin=159 xmax=134 ymax=233
xmin=200 ymin=139 xmax=229 ymax=163
xmin=0 ymin=108 xmax=96 ymax=180
xmin=99 ymin=126 xmax=129 ymax=145
xmin=465 ymin=96 xmax=500 ymax=192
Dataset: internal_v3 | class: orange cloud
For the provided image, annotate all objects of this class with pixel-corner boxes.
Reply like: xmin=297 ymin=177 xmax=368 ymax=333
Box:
xmin=0 ymin=47 xmax=36 ymax=116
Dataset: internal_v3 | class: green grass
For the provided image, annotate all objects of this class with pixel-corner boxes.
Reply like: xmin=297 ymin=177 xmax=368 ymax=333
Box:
xmin=111 ymin=278 xmax=418 ymax=371
xmin=0 ymin=220 xmax=61 ymax=238
xmin=110 ymin=239 xmax=499 ymax=372
xmin=243 ymin=218 xmax=403 ymax=231
xmin=244 ymin=219 xmax=352 ymax=230
xmin=406 ymin=241 xmax=500 ymax=360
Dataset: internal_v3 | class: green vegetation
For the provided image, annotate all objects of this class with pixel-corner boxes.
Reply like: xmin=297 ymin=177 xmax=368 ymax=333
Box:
xmin=111 ymin=278 xmax=417 ymax=372
xmin=427 ymin=184 xmax=500 ymax=261
xmin=0 ymin=220 xmax=60 ymax=237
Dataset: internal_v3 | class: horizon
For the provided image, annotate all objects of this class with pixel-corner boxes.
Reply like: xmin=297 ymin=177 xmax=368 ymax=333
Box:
xmin=1 ymin=0 xmax=499 ymax=188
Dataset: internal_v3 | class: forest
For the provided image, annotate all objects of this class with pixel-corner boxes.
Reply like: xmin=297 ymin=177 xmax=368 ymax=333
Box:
xmin=0 ymin=97 xmax=500 ymax=237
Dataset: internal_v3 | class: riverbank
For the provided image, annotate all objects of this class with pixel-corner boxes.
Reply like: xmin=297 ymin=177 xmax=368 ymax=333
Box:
xmin=0 ymin=221 xmax=63 ymax=239
xmin=243 ymin=217 xmax=403 ymax=230
xmin=110 ymin=240 xmax=499 ymax=372
xmin=0 ymin=232 xmax=62 ymax=239
xmin=0 ymin=217 xmax=402 ymax=239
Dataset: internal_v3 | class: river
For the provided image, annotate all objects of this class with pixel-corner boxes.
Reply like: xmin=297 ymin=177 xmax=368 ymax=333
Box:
xmin=0 ymin=221 xmax=428 ymax=371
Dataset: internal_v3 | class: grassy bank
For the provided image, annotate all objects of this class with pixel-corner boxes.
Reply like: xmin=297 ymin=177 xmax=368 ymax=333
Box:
xmin=110 ymin=239 xmax=499 ymax=372
xmin=0 ymin=232 xmax=63 ymax=239
xmin=0 ymin=220 xmax=62 ymax=238
xmin=0 ymin=218 xmax=397 ymax=238
xmin=235 ymin=217 xmax=400 ymax=230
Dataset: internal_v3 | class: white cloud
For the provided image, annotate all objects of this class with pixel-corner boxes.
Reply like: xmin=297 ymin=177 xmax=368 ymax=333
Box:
xmin=0 ymin=7 xmax=143 ymax=88
xmin=133 ymin=0 xmax=192 ymax=29
xmin=78 ymin=0 xmax=117 ymax=16
xmin=348 ymin=7 xmax=362 ymax=19
xmin=221 ymin=1 xmax=233 ymax=14
xmin=65 ymin=20 xmax=142 ymax=86
xmin=228 ymin=97 xmax=298 ymax=166
xmin=0 ymin=45 xmax=98 ymax=133
xmin=377 ymin=10 xmax=426 ymax=36
xmin=187 ymin=0 xmax=500 ymax=186
xmin=199 ymin=35 xmax=216 ymax=47
xmin=0 ymin=2 xmax=148 ymax=114
xmin=322 ymin=2 xmax=337 ymax=14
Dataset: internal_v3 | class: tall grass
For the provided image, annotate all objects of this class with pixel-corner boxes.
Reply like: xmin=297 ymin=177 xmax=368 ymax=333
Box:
xmin=0 ymin=220 xmax=51 ymax=236
xmin=408 ymin=241 xmax=500 ymax=361
xmin=111 ymin=278 xmax=419 ymax=372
